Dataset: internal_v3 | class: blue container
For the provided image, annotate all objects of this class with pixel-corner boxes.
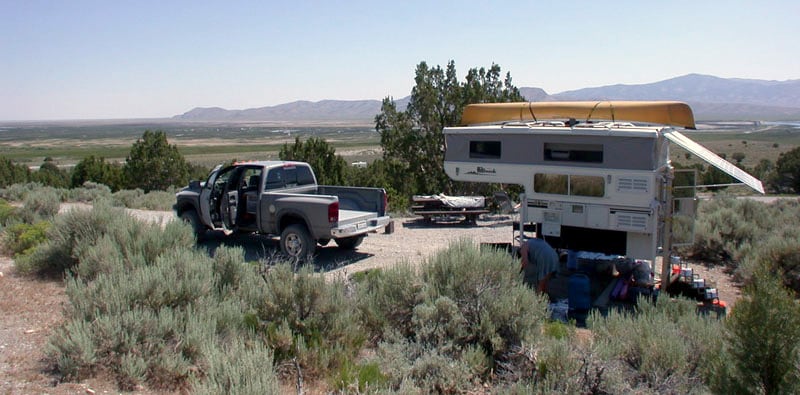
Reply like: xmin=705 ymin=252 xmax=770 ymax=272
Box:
xmin=568 ymin=273 xmax=591 ymax=310
xmin=566 ymin=250 xmax=578 ymax=270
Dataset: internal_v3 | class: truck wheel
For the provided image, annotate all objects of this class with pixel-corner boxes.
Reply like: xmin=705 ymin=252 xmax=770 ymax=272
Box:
xmin=335 ymin=235 xmax=364 ymax=250
xmin=280 ymin=224 xmax=315 ymax=260
xmin=180 ymin=210 xmax=206 ymax=240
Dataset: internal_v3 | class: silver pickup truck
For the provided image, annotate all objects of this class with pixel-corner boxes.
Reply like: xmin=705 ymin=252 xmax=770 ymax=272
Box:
xmin=174 ymin=161 xmax=391 ymax=259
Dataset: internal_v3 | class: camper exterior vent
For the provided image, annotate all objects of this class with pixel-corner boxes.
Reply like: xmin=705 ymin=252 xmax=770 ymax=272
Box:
xmin=617 ymin=177 xmax=649 ymax=193
xmin=611 ymin=211 xmax=650 ymax=232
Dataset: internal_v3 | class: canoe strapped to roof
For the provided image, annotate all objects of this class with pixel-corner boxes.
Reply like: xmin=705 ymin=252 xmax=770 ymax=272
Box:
xmin=460 ymin=101 xmax=696 ymax=129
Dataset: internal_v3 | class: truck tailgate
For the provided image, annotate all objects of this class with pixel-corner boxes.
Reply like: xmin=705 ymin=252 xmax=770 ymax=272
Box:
xmin=332 ymin=209 xmax=390 ymax=238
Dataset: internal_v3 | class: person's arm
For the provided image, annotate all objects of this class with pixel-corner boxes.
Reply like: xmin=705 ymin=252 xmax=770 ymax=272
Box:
xmin=519 ymin=240 xmax=530 ymax=272
xmin=538 ymin=271 xmax=555 ymax=293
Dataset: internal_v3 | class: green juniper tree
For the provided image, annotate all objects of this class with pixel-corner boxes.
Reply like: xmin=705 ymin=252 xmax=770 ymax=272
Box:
xmin=375 ymin=61 xmax=524 ymax=198
xmin=123 ymin=130 xmax=190 ymax=192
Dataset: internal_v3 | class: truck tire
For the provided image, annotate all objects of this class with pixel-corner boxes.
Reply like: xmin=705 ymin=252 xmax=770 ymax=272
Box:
xmin=335 ymin=235 xmax=364 ymax=250
xmin=280 ymin=224 xmax=315 ymax=260
xmin=180 ymin=209 xmax=206 ymax=240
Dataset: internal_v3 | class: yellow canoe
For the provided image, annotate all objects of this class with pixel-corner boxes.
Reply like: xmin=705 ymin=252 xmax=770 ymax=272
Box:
xmin=460 ymin=101 xmax=696 ymax=129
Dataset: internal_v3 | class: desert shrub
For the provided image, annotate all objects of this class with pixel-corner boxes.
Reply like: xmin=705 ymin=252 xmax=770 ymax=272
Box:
xmin=0 ymin=182 xmax=43 ymax=201
xmin=737 ymin=226 xmax=800 ymax=295
xmin=66 ymin=247 xmax=215 ymax=321
xmin=191 ymin=338 xmax=280 ymax=395
xmin=372 ymin=330 xmax=476 ymax=394
xmin=354 ymin=264 xmax=423 ymax=341
xmin=47 ymin=213 xmax=275 ymax=392
xmin=0 ymin=198 xmax=17 ymax=224
xmin=110 ymin=188 xmax=145 ymax=207
xmin=710 ymin=267 xmax=800 ymax=394
xmin=331 ymin=360 xmax=388 ymax=393
xmin=18 ymin=202 xmax=193 ymax=276
xmin=356 ymin=240 xmax=547 ymax=392
xmin=420 ymin=239 xmax=548 ymax=359
xmin=1 ymin=221 xmax=50 ymax=259
xmin=690 ymin=197 xmax=779 ymax=264
xmin=590 ymin=297 xmax=723 ymax=394
xmin=111 ymin=188 xmax=175 ymax=210
xmin=256 ymin=262 xmax=364 ymax=376
xmin=20 ymin=187 xmax=61 ymax=223
xmin=129 ymin=189 xmax=175 ymax=210
xmin=499 ymin=337 xmax=609 ymax=395
xmin=65 ymin=181 xmax=113 ymax=202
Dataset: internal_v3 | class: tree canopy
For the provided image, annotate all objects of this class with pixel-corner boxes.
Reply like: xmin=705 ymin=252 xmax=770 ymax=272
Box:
xmin=375 ymin=61 xmax=524 ymax=198
xmin=123 ymin=130 xmax=190 ymax=192
xmin=774 ymin=146 xmax=800 ymax=193
xmin=279 ymin=137 xmax=348 ymax=186
xmin=71 ymin=155 xmax=123 ymax=191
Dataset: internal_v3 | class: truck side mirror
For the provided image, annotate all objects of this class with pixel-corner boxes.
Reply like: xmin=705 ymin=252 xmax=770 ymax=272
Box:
xmin=189 ymin=180 xmax=201 ymax=189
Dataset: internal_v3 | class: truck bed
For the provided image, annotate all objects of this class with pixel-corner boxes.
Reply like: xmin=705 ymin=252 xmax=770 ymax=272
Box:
xmin=339 ymin=209 xmax=378 ymax=224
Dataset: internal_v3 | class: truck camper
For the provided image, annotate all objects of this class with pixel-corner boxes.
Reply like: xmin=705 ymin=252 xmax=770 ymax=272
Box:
xmin=443 ymin=101 xmax=764 ymax=293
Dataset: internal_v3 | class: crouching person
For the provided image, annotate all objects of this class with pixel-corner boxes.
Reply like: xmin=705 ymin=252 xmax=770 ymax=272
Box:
xmin=520 ymin=237 xmax=569 ymax=322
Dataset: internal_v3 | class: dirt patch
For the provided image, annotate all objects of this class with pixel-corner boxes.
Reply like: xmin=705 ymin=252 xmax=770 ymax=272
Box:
xmin=0 ymin=257 xmax=121 ymax=394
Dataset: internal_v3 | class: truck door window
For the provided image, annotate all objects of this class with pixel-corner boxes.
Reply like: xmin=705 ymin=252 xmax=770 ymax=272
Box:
xmin=265 ymin=168 xmax=284 ymax=190
xmin=296 ymin=165 xmax=315 ymax=185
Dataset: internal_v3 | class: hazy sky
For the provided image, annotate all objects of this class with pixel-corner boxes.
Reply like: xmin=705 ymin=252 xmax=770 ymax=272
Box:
xmin=2 ymin=0 xmax=798 ymax=121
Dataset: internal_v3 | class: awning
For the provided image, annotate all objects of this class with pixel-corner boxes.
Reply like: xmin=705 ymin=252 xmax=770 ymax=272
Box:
xmin=663 ymin=130 xmax=765 ymax=194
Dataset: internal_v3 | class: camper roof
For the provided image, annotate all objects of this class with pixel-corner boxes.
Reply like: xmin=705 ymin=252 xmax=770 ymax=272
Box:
xmin=460 ymin=101 xmax=696 ymax=129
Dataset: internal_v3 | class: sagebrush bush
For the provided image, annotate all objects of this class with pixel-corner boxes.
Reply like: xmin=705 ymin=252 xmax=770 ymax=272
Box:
xmin=111 ymin=187 xmax=176 ymax=210
xmin=737 ymin=226 xmax=800 ymax=294
xmin=65 ymin=181 xmax=112 ymax=202
xmin=420 ymin=239 xmax=548 ymax=359
xmin=590 ymin=297 xmax=723 ymax=394
xmin=19 ymin=186 xmax=62 ymax=222
xmin=110 ymin=188 xmax=144 ymax=207
xmin=257 ymin=262 xmax=365 ymax=376
xmin=690 ymin=197 xmax=780 ymax=264
xmin=0 ymin=182 xmax=44 ymax=201
xmin=354 ymin=240 xmax=547 ymax=392
xmin=711 ymin=267 xmax=800 ymax=394
xmin=1 ymin=221 xmax=49 ymax=258
xmin=354 ymin=264 xmax=423 ymax=341
xmin=47 ymin=212 xmax=277 ymax=392
xmin=192 ymin=338 xmax=280 ymax=395
xmin=373 ymin=330 xmax=476 ymax=394
xmin=18 ymin=202 xmax=193 ymax=276
xmin=0 ymin=198 xmax=17 ymax=225
xmin=331 ymin=360 xmax=388 ymax=393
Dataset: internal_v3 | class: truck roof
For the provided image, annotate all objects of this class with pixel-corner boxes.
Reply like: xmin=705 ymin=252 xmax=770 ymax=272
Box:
xmin=232 ymin=160 xmax=310 ymax=168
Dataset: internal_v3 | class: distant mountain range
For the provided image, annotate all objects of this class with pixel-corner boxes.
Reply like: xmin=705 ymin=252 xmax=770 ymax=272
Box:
xmin=173 ymin=74 xmax=800 ymax=122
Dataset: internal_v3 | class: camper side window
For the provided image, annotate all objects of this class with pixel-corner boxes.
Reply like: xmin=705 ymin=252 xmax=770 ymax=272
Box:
xmin=570 ymin=175 xmax=605 ymax=197
xmin=544 ymin=143 xmax=603 ymax=163
xmin=534 ymin=174 xmax=568 ymax=195
xmin=534 ymin=173 xmax=605 ymax=197
xmin=469 ymin=141 xmax=501 ymax=159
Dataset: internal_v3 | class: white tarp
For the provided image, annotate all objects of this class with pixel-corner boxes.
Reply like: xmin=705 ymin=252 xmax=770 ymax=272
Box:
xmin=415 ymin=194 xmax=486 ymax=208
xmin=663 ymin=130 xmax=765 ymax=194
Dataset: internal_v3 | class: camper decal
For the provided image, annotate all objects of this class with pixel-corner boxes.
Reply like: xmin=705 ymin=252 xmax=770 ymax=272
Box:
xmin=465 ymin=166 xmax=497 ymax=176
